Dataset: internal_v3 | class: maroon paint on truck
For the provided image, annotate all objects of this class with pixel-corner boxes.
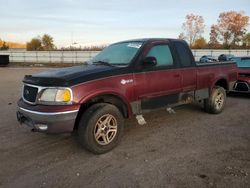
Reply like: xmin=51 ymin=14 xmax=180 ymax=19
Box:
xmin=196 ymin=64 xmax=238 ymax=91
xmin=72 ymin=74 xmax=135 ymax=117
xmin=72 ymin=64 xmax=237 ymax=118
xmin=238 ymin=68 xmax=250 ymax=83
xmin=179 ymin=68 xmax=196 ymax=92
xmin=133 ymin=69 xmax=182 ymax=99
xmin=72 ymin=65 xmax=238 ymax=101
xmin=238 ymin=76 xmax=250 ymax=83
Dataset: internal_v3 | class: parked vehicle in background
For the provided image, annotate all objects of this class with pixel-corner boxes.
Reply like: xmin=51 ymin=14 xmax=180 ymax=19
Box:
xmin=0 ymin=55 xmax=10 ymax=66
xmin=16 ymin=38 xmax=238 ymax=154
xmin=199 ymin=55 xmax=218 ymax=63
xmin=218 ymin=54 xmax=234 ymax=62
xmin=232 ymin=56 xmax=250 ymax=93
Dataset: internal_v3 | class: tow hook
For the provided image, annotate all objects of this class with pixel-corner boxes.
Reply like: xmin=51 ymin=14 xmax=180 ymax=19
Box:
xmin=16 ymin=112 xmax=25 ymax=124
xmin=136 ymin=115 xmax=147 ymax=125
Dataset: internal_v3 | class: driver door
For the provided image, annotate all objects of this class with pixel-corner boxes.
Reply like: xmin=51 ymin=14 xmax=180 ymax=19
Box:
xmin=133 ymin=42 xmax=182 ymax=110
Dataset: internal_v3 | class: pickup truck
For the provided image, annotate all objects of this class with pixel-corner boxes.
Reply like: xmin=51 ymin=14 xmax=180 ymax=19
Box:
xmin=17 ymin=38 xmax=238 ymax=154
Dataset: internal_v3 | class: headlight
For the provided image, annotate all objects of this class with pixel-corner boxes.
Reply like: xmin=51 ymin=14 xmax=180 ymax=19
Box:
xmin=39 ymin=88 xmax=72 ymax=104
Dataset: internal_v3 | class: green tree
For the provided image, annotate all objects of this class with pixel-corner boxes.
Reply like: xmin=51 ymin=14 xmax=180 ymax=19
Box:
xmin=0 ymin=41 xmax=9 ymax=50
xmin=26 ymin=34 xmax=55 ymax=51
xmin=242 ymin=33 xmax=250 ymax=48
xmin=42 ymin=34 xmax=55 ymax=50
xmin=26 ymin=38 xmax=42 ymax=51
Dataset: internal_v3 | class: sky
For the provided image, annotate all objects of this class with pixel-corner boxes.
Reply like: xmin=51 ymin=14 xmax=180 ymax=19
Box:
xmin=0 ymin=0 xmax=250 ymax=47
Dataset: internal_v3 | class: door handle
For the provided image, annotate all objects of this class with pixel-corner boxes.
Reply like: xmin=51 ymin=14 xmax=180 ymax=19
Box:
xmin=174 ymin=74 xmax=180 ymax=78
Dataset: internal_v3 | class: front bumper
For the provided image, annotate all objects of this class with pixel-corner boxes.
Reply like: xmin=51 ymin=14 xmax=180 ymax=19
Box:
xmin=17 ymin=100 xmax=79 ymax=133
xmin=232 ymin=81 xmax=250 ymax=93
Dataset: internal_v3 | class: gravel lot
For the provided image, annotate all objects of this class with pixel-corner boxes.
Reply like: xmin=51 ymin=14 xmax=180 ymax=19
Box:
xmin=0 ymin=67 xmax=250 ymax=188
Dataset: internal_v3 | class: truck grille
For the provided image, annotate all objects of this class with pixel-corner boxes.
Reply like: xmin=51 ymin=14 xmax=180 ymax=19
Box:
xmin=23 ymin=85 xmax=38 ymax=103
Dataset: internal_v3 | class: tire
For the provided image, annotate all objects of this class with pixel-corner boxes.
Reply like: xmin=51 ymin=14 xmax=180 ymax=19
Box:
xmin=78 ymin=103 xmax=124 ymax=154
xmin=204 ymin=86 xmax=226 ymax=114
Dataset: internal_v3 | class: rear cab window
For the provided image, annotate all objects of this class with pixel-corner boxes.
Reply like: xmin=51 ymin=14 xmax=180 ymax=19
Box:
xmin=174 ymin=41 xmax=194 ymax=67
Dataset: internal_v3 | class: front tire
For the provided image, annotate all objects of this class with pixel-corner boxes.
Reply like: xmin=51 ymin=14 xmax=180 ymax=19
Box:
xmin=204 ymin=86 xmax=226 ymax=114
xmin=78 ymin=103 xmax=124 ymax=154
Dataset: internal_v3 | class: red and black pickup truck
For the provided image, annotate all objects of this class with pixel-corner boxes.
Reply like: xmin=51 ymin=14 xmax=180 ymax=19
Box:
xmin=17 ymin=38 xmax=238 ymax=154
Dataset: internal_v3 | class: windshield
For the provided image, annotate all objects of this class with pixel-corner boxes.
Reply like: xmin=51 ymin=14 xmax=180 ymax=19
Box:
xmin=232 ymin=57 xmax=250 ymax=68
xmin=89 ymin=42 xmax=143 ymax=66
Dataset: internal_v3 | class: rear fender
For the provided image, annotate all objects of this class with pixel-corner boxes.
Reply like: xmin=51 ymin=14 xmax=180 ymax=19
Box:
xmin=210 ymin=77 xmax=229 ymax=93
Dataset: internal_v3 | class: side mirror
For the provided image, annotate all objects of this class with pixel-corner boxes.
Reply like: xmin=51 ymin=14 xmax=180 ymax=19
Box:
xmin=142 ymin=56 xmax=157 ymax=67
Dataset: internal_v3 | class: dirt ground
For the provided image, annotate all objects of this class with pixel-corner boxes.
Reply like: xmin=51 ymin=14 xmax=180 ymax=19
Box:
xmin=0 ymin=67 xmax=249 ymax=188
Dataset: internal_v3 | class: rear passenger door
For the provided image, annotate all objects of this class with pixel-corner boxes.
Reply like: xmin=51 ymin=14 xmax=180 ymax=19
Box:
xmin=174 ymin=41 xmax=197 ymax=92
xmin=134 ymin=42 xmax=182 ymax=110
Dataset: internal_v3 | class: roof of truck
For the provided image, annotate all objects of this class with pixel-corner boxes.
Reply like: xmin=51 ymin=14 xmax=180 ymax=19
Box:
xmin=116 ymin=38 xmax=184 ymax=43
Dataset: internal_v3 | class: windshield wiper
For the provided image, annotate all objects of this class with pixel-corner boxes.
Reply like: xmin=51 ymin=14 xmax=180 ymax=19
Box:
xmin=92 ymin=61 xmax=114 ymax=67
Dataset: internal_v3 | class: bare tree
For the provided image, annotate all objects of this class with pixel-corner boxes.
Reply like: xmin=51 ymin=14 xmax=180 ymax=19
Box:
xmin=178 ymin=32 xmax=185 ymax=40
xmin=181 ymin=14 xmax=205 ymax=46
xmin=208 ymin=25 xmax=221 ymax=48
xmin=212 ymin=11 xmax=249 ymax=47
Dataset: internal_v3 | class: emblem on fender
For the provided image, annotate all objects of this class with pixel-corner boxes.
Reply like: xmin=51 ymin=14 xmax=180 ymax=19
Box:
xmin=121 ymin=79 xmax=133 ymax=85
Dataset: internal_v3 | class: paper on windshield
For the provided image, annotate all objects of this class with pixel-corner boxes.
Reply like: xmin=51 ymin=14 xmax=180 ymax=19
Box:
xmin=127 ymin=43 xmax=142 ymax=49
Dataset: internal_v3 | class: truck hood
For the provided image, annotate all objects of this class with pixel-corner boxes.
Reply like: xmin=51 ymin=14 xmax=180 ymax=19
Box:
xmin=23 ymin=64 xmax=128 ymax=87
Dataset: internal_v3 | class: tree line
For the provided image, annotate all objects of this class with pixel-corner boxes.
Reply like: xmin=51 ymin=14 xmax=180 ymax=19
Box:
xmin=179 ymin=11 xmax=250 ymax=49
xmin=1 ymin=10 xmax=249 ymax=51
xmin=26 ymin=34 xmax=55 ymax=51
xmin=0 ymin=39 xmax=9 ymax=50
xmin=24 ymin=34 xmax=106 ymax=51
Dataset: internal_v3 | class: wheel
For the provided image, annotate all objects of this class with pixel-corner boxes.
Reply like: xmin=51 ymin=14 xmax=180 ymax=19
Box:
xmin=204 ymin=86 xmax=226 ymax=114
xmin=78 ymin=103 xmax=124 ymax=154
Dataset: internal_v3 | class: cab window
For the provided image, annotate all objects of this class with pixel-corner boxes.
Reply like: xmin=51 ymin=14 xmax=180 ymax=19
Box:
xmin=146 ymin=45 xmax=173 ymax=66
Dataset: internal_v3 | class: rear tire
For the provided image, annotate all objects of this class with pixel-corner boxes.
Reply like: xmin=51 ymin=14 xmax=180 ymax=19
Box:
xmin=204 ymin=86 xmax=226 ymax=114
xmin=78 ymin=103 xmax=124 ymax=154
